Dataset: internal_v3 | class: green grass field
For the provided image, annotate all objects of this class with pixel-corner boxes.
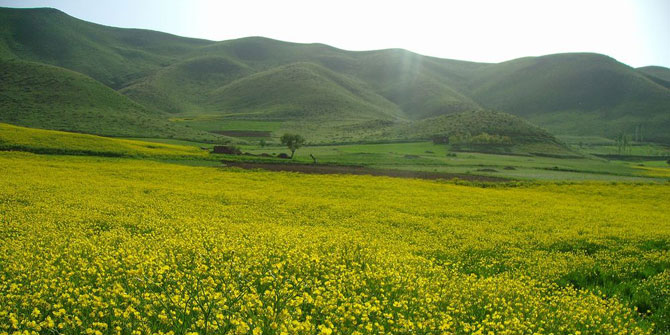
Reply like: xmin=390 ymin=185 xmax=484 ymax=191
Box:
xmin=560 ymin=136 xmax=670 ymax=157
xmin=232 ymin=141 xmax=670 ymax=182
xmin=110 ymin=134 xmax=670 ymax=182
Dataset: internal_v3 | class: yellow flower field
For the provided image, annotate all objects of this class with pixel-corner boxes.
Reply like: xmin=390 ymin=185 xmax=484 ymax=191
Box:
xmin=1 ymin=152 xmax=669 ymax=334
xmin=0 ymin=123 xmax=207 ymax=159
xmin=634 ymin=166 xmax=670 ymax=178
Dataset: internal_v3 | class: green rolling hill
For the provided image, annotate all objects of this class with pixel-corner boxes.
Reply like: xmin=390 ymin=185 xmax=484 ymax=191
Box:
xmin=1 ymin=7 xmax=669 ymax=145
xmin=387 ymin=110 xmax=556 ymax=142
xmin=0 ymin=59 xmax=228 ymax=142
xmin=378 ymin=110 xmax=574 ymax=156
xmin=120 ymin=55 xmax=254 ymax=114
xmin=349 ymin=49 xmax=484 ymax=119
xmin=468 ymin=54 xmax=670 ymax=142
xmin=638 ymin=66 xmax=670 ymax=89
xmin=206 ymin=62 xmax=404 ymax=121
xmin=0 ymin=7 xmax=210 ymax=88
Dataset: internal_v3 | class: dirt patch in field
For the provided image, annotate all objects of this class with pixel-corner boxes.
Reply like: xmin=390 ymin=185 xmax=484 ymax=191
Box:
xmin=211 ymin=130 xmax=272 ymax=137
xmin=222 ymin=161 xmax=509 ymax=182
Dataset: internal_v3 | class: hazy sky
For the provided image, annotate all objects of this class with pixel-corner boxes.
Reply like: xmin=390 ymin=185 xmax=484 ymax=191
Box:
xmin=1 ymin=0 xmax=668 ymax=67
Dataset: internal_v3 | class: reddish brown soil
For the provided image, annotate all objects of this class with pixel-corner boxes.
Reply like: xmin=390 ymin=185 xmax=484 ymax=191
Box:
xmin=221 ymin=161 xmax=509 ymax=182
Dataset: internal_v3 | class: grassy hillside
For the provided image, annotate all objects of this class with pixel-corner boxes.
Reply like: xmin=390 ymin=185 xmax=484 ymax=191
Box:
xmin=0 ymin=123 xmax=209 ymax=158
xmin=350 ymin=49 xmax=483 ymax=119
xmin=387 ymin=110 xmax=555 ymax=142
xmin=638 ymin=66 xmax=670 ymax=89
xmin=638 ymin=66 xmax=670 ymax=81
xmin=199 ymin=36 xmax=350 ymax=69
xmin=122 ymin=42 xmax=483 ymax=121
xmin=207 ymin=62 xmax=404 ymax=121
xmin=120 ymin=56 xmax=254 ymax=113
xmin=194 ymin=40 xmax=670 ymax=142
xmin=379 ymin=110 xmax=573 ymax=155
xmin=0 ymin=7 xmax=212 ymax=88
xmin=188 ymin=39 xmax=486 ymax=120
xmin=199 ymin=38 xmax=486 ymax=118
xmin=0 ymin=59 xmax=228 ymax=142
xmin=469 ymin=54 xmax=670 ymax=142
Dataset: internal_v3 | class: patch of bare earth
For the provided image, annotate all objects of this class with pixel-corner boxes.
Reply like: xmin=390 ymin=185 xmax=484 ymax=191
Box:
xmin=221 ymin=161 xmax=509 ymax=182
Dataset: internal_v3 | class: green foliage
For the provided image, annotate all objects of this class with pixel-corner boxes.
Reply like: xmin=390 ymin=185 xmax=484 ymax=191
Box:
xmin=616 ymin=133 xmax=633 ymax=155
xmin=280 ymin=133 xmax=305 ymax=158
xmin=447 ymin=132 xmax=513 ymax=145
xmin=634 ymin=270 xmax=670 ymax=333
xmin=449 ymin=132 xmax=472 ymax=145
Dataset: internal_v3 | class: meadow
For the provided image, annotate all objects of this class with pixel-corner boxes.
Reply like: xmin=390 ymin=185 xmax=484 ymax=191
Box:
xmin=226 ymin=142 xmax=668 ymax=182
xmin=1 ymin=151 xmax=669 ymax=334
xmin=123 ymin=118 xmax=670 ymax=182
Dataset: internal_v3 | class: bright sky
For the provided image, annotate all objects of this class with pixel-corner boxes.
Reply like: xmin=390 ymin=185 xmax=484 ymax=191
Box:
xmin=1 ymin=0 xmax=668 ymax=68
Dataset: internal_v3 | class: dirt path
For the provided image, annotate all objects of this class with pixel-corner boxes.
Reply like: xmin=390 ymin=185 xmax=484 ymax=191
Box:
xmin=221 ymin=161 xmax=510 ymax=182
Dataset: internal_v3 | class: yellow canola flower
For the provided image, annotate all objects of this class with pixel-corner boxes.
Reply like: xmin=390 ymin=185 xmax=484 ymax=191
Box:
xmin=0 ymin=152 xmax=667 ymax=335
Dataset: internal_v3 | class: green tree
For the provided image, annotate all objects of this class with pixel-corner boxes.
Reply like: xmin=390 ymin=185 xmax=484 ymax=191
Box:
xmin=615 ymin=133 xmax=631 ymax=155
xmin=280 ymin=133 xmax=305 ymax=159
